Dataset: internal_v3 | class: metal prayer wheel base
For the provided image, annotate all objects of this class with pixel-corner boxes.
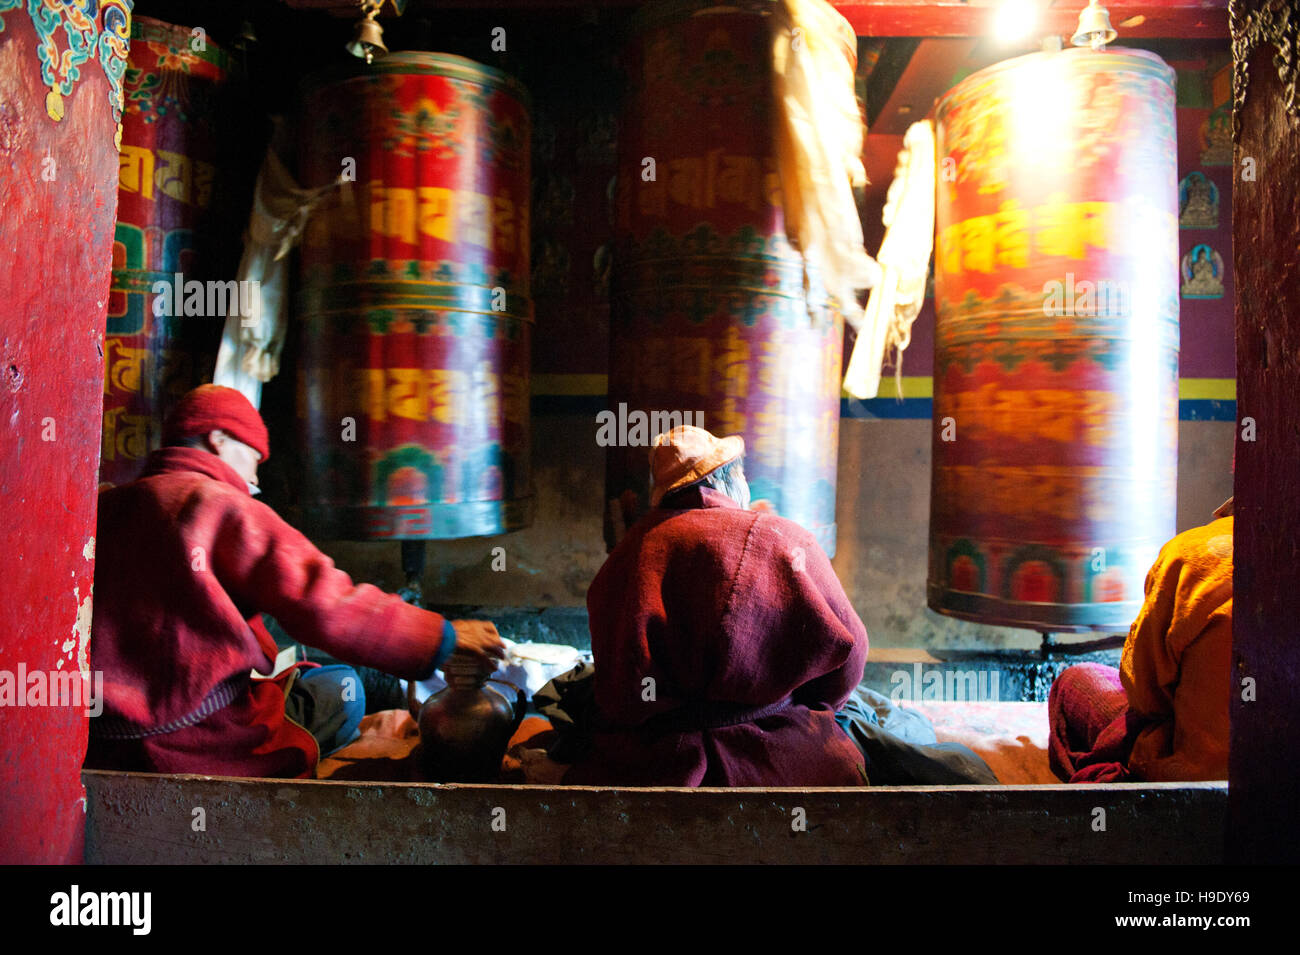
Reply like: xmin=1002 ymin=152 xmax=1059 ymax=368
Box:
xmin=928 ymin=586 xmax=1140 ymax=634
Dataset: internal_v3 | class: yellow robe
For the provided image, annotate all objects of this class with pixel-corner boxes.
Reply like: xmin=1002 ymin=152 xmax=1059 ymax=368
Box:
xmin=1120 ymin=517 xmax=1233 ymax=781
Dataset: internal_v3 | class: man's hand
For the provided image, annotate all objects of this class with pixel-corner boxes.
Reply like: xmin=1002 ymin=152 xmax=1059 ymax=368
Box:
xmin=450 ymin=619 xmax=507 ymax=662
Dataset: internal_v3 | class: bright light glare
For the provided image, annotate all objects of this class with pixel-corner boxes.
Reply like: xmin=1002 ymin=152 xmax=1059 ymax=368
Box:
xmin=1008 ymin=56 xmax=1071 ymax=158
xmin=995 ymin=0 xmax=1038 ymax=43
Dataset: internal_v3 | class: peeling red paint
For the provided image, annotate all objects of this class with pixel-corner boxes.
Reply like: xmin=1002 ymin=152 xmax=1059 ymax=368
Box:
xmin=0 ymin=14 xmax=119 ymax=864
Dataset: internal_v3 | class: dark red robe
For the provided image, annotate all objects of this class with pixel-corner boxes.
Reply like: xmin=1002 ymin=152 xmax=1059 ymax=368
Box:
xmin=565 ymin=485 xmax=869 ymax=786
xmin=86 ymin=447 xmax=453 ymax=778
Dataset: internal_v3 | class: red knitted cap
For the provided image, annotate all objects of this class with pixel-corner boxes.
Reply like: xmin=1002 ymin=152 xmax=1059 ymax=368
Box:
xmin=163 ymin=385 xmax=269 ymax=460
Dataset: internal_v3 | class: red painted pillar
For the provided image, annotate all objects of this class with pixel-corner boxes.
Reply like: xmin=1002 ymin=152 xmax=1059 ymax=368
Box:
xmin=0 ymin=4 xmax=129 ymax=863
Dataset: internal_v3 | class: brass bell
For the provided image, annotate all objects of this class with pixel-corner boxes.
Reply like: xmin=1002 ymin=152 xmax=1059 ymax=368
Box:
xmin=1071 ymin=0 xmax=1118 ymax=50
xmin=346 ymin=2 xmax=388 ymax=64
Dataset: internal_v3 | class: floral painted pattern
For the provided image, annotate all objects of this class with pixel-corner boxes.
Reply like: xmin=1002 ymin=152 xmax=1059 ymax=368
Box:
xmin=0 ymin=0 xmax=131 ymax=142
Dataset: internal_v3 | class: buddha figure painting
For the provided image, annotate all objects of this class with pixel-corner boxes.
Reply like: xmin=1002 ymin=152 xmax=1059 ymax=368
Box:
xmin=1180 ymin=244 xmax=1225 ymax=299
xmin=1198 ymin=105 xmax=1233 ymax=166
xmin=1178 ymin=172 xmax=1219 ymax=230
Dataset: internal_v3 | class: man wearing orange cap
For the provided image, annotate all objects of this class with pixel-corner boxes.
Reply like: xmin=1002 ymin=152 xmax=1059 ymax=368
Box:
xmin=86 ymin=385 xmax=504 ymax=779
xmin=561 ymin=425 xmax=871 ymax=786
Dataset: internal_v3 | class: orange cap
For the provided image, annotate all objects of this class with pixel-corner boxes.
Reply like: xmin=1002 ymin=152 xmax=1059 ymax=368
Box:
xmin=649 ymin=425 xmax=744 ymax=507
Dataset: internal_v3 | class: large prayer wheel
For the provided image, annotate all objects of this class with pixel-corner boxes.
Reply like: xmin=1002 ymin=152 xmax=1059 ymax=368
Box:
xmin=297 ymin=54 xmax=532 ymax=540
xmin=606 ymin=0 xmax=853 ymax=555
xmin=101 ymin=17 xmax=231 ymax=487
xmin=928 ymin=48 xmax=1180 ymax=632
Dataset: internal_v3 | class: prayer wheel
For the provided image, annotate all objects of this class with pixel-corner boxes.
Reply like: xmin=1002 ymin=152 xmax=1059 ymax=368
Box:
xmin=297 ymin=54 xmax=532 ymax=540
xmin=606 ymin=0 xmax=854 ymax=555
xmin=928 ymin=48 xmax=1180 ymax=632
xmin=101 ymin=17 xmax=231 ymax=487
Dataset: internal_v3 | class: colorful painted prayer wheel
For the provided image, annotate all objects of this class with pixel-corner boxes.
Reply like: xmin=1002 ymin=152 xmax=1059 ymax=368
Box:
xmin=297 ymin=54 xmax=532 ymax=540
xmin=928 ymin=49 xmax=1180 ymax=632
xmin=101 ymin=17 xmax=232 ymax=487
xmin=606 ymin=0 xmax=855 ymax=555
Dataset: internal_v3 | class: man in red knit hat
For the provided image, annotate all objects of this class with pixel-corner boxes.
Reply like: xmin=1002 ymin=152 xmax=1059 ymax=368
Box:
xmin=87 ymin=385 xmax=505 ymax=778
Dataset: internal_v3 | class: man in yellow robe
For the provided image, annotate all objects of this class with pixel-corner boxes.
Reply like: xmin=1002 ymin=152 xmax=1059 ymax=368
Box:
xmin=1049 ymin=500 xmax=1232 ymax=782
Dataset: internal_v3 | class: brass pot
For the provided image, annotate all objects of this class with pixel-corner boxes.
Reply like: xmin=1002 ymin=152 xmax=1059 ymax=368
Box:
xmin=414 ymin=652 xmax=526 ymax=782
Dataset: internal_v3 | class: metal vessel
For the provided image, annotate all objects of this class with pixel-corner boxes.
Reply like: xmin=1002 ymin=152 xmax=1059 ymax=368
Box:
xmin=416 ymin=653 xmax=526 ymax=783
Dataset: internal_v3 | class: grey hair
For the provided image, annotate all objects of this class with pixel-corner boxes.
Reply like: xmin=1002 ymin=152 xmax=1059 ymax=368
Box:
xmin=700 ymin=456 xmax=749 ymax=508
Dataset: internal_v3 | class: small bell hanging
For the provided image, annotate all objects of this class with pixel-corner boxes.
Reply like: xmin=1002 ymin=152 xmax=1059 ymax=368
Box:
xmin=346 ymin=1 xmax=388 ymax=64
xmin=1071 ymin=0 xmax=1118 ymax=50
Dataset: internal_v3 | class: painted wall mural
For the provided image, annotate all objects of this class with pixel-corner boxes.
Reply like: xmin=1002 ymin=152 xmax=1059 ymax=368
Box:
xmin=1181 ymin=243 xmax=1226 ymax=299
xmin=1179 ymin=170 xmax=1220 ymax=229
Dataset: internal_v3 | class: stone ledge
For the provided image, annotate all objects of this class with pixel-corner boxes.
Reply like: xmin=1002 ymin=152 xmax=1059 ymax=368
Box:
xmin=83 ymin=770 xmax=1227 ymax=865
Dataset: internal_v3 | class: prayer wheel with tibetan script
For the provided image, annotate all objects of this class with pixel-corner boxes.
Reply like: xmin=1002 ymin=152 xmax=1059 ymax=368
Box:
xmin=928 ymin=48 xmax=1180 ymax=632
xmin=606 ymin=0 xmax=855 ymax=556
xmin=297 ymin=54 xmax=532 ymax=540
xmin=100 ymin=17 xmax=231 ymax=487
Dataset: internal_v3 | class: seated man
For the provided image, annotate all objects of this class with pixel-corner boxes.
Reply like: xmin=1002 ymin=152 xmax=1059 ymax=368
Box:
xmin=1048 ymin=499 xmax=1234 ymax=782
xmin=562 ymin=425 xmax=870 ymax=786
xmin=87 ymin=385 xmax=504 ymax=779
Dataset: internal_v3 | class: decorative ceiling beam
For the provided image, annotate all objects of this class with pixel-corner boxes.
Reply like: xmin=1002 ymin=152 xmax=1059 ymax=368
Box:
xmin=831 ymin=1 xmax=1228 ymax=39
xmin=298 ymin=0 xmax=1228 ymax=39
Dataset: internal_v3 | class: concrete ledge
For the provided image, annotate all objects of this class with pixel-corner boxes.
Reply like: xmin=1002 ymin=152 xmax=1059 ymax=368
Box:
xmin=83 ymin=770 xmax=1227 ymax=864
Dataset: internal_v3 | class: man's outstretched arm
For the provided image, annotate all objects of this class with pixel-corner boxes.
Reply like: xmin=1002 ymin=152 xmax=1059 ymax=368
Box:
xmin=211 ymin=494 xmax=502 ymax=680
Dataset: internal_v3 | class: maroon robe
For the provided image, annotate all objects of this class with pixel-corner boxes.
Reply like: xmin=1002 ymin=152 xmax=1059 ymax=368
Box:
xmin=565 ymin=485 xmax=869 ymax=786
xmin=87 ymin=447 xmax=453 ymax=778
